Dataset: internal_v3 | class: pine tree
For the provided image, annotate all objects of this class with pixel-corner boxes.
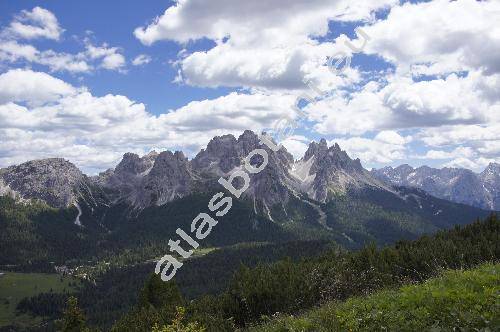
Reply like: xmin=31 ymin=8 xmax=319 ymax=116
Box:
xmin=57 ymin=296 xmax=90 ymax=332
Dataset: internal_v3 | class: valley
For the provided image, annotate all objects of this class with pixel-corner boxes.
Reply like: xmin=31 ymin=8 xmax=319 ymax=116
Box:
xmin=0 ymin=132 xmax=497 ymax=331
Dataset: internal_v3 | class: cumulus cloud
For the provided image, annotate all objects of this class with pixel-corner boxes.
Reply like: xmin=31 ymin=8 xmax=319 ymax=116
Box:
xmin=0 ymin=8 xmax=126 ymax=73
xmin=1 ymin=1 xmax=499 ymax=173
xmin=281 ymin=135 xmax=310 ymax=160
xmin=411 ymin=124 xmax=500 ymax=171
xmin=0 ymin=40 xmax=127 ymax=73
xmin=85 ymin=41 xmax=126 ymax=71
xmin=135 ymin=0 xmax=395 ymax=90
xmin=162 ymin=92 xmax=297 ymax=132
xmin=0 ymin=39 xmax=129 ymax=73
xmin=1 ymin=7 xmax=63 ymax=41
xmin=132 ymin=54 xmax=152 ymax=66
xmin=134 ymin=0 xmax=395 ymax=45
xmin=331 ymin=131 xmax=410 ymax=164
xmin=0 ymin=70 xmax=299 ymax=173
xmin=0 ymin=69 xmax=77 ymax=106
xmin=361 ymin=0 xmax=500 ymax=76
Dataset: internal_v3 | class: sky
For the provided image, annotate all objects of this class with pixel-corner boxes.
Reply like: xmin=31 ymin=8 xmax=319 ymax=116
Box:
xmin=0 ymin=0 xmax=499 ymax=174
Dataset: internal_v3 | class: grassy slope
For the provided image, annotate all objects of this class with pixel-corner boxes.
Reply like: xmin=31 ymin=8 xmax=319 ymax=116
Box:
xmin=0 ymin=272 xmax=79 ymax=328
xmin=249 ymin=263 xmax=500 ymax=332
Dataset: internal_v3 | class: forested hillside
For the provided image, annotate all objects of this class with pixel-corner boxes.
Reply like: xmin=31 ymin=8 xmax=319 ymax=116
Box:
xmin=249 ymin=263 xmax=500 ymax=331
xmin=105 ymin=214 xmax=499 ymax=331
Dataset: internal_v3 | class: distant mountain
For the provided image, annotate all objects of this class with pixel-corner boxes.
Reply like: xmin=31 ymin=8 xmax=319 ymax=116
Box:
xmin=0 ymin=158 xmax=86 ymax=208
xmin=0 ymin=130 xmax=494 ymax=258
xmin=371 ymin=163 xmax=500 ymax=210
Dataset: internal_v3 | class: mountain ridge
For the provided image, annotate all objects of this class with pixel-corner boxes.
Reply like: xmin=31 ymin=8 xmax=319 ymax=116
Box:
xmin=0 ymin=130 xmax=494 ymax=265
xmin=0 ymin=131 xmax=389 ymax=213
xmin=372 ymin=163 xmax=500 ymax=210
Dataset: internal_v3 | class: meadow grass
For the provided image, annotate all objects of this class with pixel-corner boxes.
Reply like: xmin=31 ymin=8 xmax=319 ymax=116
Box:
xmin=0 ymin=272 xmax=80 ymax=327
xmin=249 ymin=263 xmax=500 ymax=331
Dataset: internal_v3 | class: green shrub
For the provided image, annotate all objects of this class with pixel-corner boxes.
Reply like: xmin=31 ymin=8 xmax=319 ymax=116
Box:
xmin=249 ymin=263 xmax=500 ymax=331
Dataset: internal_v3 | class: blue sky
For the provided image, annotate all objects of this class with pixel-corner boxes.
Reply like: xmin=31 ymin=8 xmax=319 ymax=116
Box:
xmin=0 ymin=0 xmax=232 ymax=112
xmin=0 ymin=0 xmax=499 ymax=174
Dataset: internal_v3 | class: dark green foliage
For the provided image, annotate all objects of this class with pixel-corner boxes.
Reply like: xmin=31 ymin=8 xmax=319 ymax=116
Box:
xmin=0 ymin=196 xmax=95 ymax=267
xmin=0 ymin=188 xmax=495 ymax=331
xmin=249 ymin=263 xmax=500 ymax=331
xmin=16 ymin=241 xmax=333 ymax=330
xmin=1 ymin=185 xmax=490 ymax=272
xmin=183 ymin=215 xmax=499 ymax=330
xmin=324 ymin=186 xmax=492 ymax=248
xmin=0 ymin=193 xmax=293 ymax=272
xmin=56 ymin=297 xmax=90 ymax=332
xmin=17 ymin=292 xmax=69 ymax=318
xmin=138 ymin=274 xmax=184 ymax=310
xmin=111 ymin=275 xmax=184 ymax=332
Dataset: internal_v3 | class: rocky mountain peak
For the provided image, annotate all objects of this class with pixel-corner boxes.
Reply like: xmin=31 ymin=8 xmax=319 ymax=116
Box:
xmin=0 ymin=158 xmax=85 ymax=208
xmin=192 ymin=134 xmax=240 ymax=174
xmin=372 ymin=163 xmax=498 ymax=210
xmin=140 ymin=150 xmax=195 ymax=207
xmin=396 ymin=164 xmax=414 ymax=173
xmin=480 ymin=163 xmax=500 ymax=208
xmin=304 ymin=140 xmax=363 ymax=173
xmin=303 ymin=139 xmax=328 ymax=161
xmin=3 ymin=132 xmax=498 ymax=215
xmin=150 ymin=151 xmax=189 ymax=175
xmin=481 ymin=163 xmax=500 ymax=179
xmin=296 ymin=140 xmax=377 ymax=202
xmin=115 ymin=151 xmax=158 ymax=176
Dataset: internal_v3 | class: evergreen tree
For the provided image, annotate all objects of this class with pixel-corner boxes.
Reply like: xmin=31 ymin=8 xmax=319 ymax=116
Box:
xmin=139 ymin=273 xmax=184 ymax=310
xmin=152 ymin=307 xmax=205 ymax=332
xmin=57 ymin=296 xmax=90 ymax=332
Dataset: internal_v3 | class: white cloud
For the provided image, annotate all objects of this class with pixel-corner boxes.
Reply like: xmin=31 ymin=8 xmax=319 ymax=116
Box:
xmin=443 ymin=157 xmax=495 ymax=171
xmin=0 ymin=40 xmax=126 ymax=73
xmin=134 ymin=0 xmax=395 ymax=45
xmin=85 ymin=41 xmax=126 ymax=71
xmin=414 ymin=124 xmax=500 ymax=171
xmin=331 ymin=131 xmax=409 ymax=164
xmin=38 ymin=50 xmax=92 ymax=73
xmin=1 ymin=7 xmax=63 ymax=41
xmin=135 ymin=0 xmax=395 ymax=90
xmin=307 ymin=71 xmax=496 ymax=135
xmin=0 ymin=70 xmax=300 ymax=172
xmin=1 ymin=1 xmax=499 ymax=174
xmin=162 ymin=91 xmax=297 ymax=132
xmin=101 ymin=53 xmax=125 ymax=70
xmin=361 ymin=0 xmax=500 ymax=76
xmin=0 ymin=69 xmax=77 ymax=106
xmin=416 ymin=147 xmax=475 ymax=160
xmin=419 ymin=124 xmax=500 ymax=148
xmin=0 ymin=40 xmax=91 ymax=73
xmin=132 ymin=54 xmax=151 ymax=66
xmin=281 ymin=135 xmax=310 ymax=160
xmin=0 ymin=7 xmax=126 ymax=74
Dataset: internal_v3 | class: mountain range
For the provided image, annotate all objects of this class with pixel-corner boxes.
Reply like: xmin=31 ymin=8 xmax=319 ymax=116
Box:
xmin=0 ymin=130 xmax=495 ymax=260
xmin=372 ymin=163 xmax=500 ymax=210
xmin=0 ymin=131 xmax=385 ymax=215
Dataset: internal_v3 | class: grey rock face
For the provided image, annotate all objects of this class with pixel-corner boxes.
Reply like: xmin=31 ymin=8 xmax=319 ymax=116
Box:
xmin=192 ymin=134 xmax=242 ymax=175
xmin=94 ymin=151 xmax=159 ymax=206
xmin=0 ymin=158 xmax=85 ymax=208
xmin=140 ymin=151 xmax=195 ymax=207
xmin=115 ymin=151 xmax=158 ymax=176
xmin=2 ymin=131 xmax=498 ymax=215
xmin=96 ymin=150 xmax=195 ymax=208
xmin=294 ymin=139 xmax=384 ymax=202
xmin=192 ymin=130 xmax=296 ymax=212
xmin=233 ymin=131 xmax=296 ymax=210
xmin=372 ymin=163 xmax=499 ymax=210
xmin=480 ymin=163 xmax=500 ymax=209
